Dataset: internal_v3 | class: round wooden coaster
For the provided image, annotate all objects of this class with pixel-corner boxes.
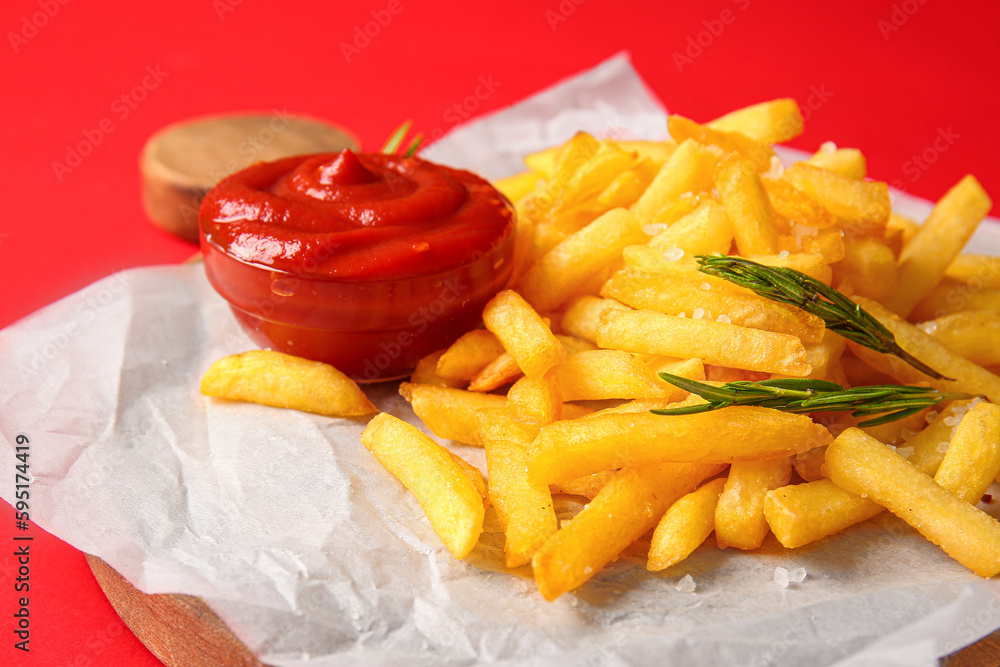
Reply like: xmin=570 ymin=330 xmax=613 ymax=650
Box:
xmin=140 ymin=113 xmax=359 ymax=243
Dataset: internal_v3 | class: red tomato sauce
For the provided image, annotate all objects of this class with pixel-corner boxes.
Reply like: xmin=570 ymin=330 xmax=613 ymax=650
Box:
xmin=200 ymin=150 xmax=515 ymax=381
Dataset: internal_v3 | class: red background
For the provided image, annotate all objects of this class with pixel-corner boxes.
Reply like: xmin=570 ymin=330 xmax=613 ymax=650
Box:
xmin=1 ymin=0 xmax=998 ymax=664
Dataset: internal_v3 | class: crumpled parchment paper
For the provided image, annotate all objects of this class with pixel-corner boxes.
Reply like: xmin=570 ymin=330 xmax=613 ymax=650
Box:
xmin=3 ymin=52 xmax=1000 ymax=667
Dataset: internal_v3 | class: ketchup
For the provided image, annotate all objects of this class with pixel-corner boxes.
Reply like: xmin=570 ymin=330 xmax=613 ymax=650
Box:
xmin=200 ymin=150 xmax=515 ymax=381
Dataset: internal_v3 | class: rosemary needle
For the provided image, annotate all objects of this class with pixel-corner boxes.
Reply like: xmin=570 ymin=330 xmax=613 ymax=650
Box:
xmin=695 ymin=254 xmax=954 ymax=381
xmin=652 ymin=373 xmax=978 ymax=427
xmin=381 ymin=120 xmax=423 ymax=157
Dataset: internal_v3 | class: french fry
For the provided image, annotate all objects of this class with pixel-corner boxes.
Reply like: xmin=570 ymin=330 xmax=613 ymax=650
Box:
xmin=483 ymin=290 xmax=565 ymax=377
xmin=825 ymin=427 xmax=1000 ymax=577
xmin=791 ymin=446 xmax=827 ymax=482
xmin=706 ymin=98 xmax=805 ymax=144
xmin=919 ymin=310 xmax=1000 ymax=367
xmin=882 ymin=176 xmax=992 ymax=317
xmin=781 ymin=162 xmax=890 ymax=236
xmin=746 ymin=252 xmax=833 ymax=285
xmin=715 ymin=457 xmax=793 ymax=550
xmin=909 ymin=280 xmax=1000 ymax=322
xmin=600 ymin=266 xmax=825 ymax=343
xmin=560 ymin=295 xmax=631 ymax=344
xmin=831 ymin=236 xmax=899 ymax=301
xmin=360 ymin=413 xmax=485 ymax=559
xmin=647 ymin=477 xmax=727 ymax=571
xmin=521 ymin=208 xmax=646 ymax=313
xmin=805 ymin=145 xmax=867 ymax=180
xmin=200 ymin=350 xmax=376 ymax=416
xmin=436 ymin=330 xmax=506 ymax=381
xmin=630 ymin=139 xmax=721 ymax=224
xmin=527 ymin=407 xmax=831 ymax=486
xmin=410 ymin=350 xmax=466 ymax=388
xmin=714 ymin=153 xmax=779 ymax=256
xmin=645 ymin=200 xmax=735 ymax=256
xmin=848 ymin=296 xmax=1000 ymax=403
xmin=493 ymin=171 xmax=543 ymax=203
xmin=933 ymin=401 xmax=1000 ymax=505
xmin=507 ymin=368 xmax=563 ymax=427
xmin=467 ymin=352 xmax=522 ymax=392
xmin=762 ymin=177 xmax=838 ymax=229
xmin=905 ymin=400 xmax=979 ymax=476
xmin=556 ymin=349 xmax=676 ymax=401
xmin=531 ymin=462 xmax=723 ymax=600
xmin=399 ymin=383 xmax=506 ymax=445
xmin=945 ymin=254 xmax=1000 ymax=290
xmin=477 ymin=408 xmax=557 ymax=567
xmin=549 ymin=470 xmax=617 ymax=500
xmin=668 ymin=115 xmax=775 ymax=170
xmin=597 ymin=308 xmax=812 ymax=376
xmin=764 ymin=478 xmax=884 ymax=550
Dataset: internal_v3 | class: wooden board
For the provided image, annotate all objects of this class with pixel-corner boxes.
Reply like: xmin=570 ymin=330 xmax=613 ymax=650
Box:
xmin=87 ymin=553 xmax=1000 ymax=666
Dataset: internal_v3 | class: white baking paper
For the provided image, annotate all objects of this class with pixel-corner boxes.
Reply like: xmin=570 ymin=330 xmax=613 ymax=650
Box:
xmin=3 ymin=52 xmax=1000 ymax=667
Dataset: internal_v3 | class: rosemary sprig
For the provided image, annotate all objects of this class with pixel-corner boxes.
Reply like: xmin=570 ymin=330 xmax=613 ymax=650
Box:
xmin=695 ymin=254 xmax=953 ymax=381
xmin=381 ymin=120 xmax=423 ymax=157
xmin=652 ymin=373 xmax=978 ymax=427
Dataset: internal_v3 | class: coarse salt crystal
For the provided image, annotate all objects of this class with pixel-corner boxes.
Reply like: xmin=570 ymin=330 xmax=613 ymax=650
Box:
xmin=918 ymin=321 xmax=939 ymax=334
xmin=677 ymin=312 xmax=686 ymax=318
xmin=675 ymin=574 xmax=696 ymax=593
xmin=701 ymin=282 xmax=712 ymax=291
xmin=692 ymin=307 xmax=705 ymax=320
xmin=663 ymin=247 xmax=685 ymax=262
xmin=937 ymin=441 xmax=950 ymax=454
xmin=774 ymin=567 xmax=790 ymax=588
xmin=789 ymin=567 xmax=807 ymax=583
xmin=895 ymin=446 xmax=915 ymax=459
xmin=763 ymin=155 xmax=785 ymax=179
xmin=643 ymin=223 xmax=668 ymax=236
xmin=925 ymin=410 xmax=939 ymax=424
xmin=778 ymin=250 xmax=790 ymax=259
xmin=820 ymin=141 xmax=837 ymax=153
xmin=717 ymin=314 xmax=732 ymax=323
xmin=944 ymin=415 xmax=962 ymax=427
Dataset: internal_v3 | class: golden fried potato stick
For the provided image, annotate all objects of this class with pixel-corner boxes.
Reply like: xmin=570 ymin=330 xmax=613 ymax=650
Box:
xmin=436 ymin=330 xmax=506 ymax=382
xmin=825 ymin=427 xmax=1000 ymax=578
xmin=200 ymin=350 xmax=376 ymax=416
xmin=706 ymin=98 xmax=804 ymax=144
xmin=630 ymin=139 xmax=720 ymax=224
xmin=848 ymin=297 xmax=1000 ymax=403
xmin=521 ymin=208 xmax=646 ymax=313
xmin=597 ymin=308 xmax=812 ymax=376
xmin=714 ymin=153 xmax=779 ymax=256
xmin=507 ymin=368 xmax=563 ymax=427
xmin=483 ymin=290 xmax=565 ymax=378
xmin=477 ymin=408 xmax=557 ymax=568
xmin=399 ymin=383 xmax=506 ymax=446
xmin=532 ymin=461 xmax=723 ymax=600
xmin=646 ymin=200 xmax=734 ymax=256
xmin=556 ymin=349 xmax=678 ymax=402
xmin=361 ymin=413 xmax=485 ymax=559
xmin=933 ymin=401 xmax=1000 ymax=504
xmin=647 ymin=477 xmax=727 ymax=572
xmin=805 ymin=145 xmax=867 ymax=180
xmin=765 ymin=400 xmax=978 ymax=549
xmin=919 ymin=310 xmax=1000 ymax=368
xmin=715 ymin=457 xmax=793 ymax=550
xmin=527 ymin=407 xmax=831 ymax=486
xmin=410 ymin=350 xmax=466 ymax=388
xmin=882 ymin=175 xmax=992 ymax=318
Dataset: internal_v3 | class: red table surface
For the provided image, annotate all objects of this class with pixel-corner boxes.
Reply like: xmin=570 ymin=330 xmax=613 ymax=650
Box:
xmin=1 ymin=1 xmax=998 ymax=664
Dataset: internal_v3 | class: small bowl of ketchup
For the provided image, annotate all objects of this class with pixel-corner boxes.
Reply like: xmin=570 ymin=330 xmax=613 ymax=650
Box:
xmin=199 ymin=149 xmax=515 ymax=381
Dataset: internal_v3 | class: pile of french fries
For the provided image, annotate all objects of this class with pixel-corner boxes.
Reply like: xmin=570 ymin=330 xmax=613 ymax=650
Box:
xmin=204 ymin=98 xmax=1000 ymax=602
